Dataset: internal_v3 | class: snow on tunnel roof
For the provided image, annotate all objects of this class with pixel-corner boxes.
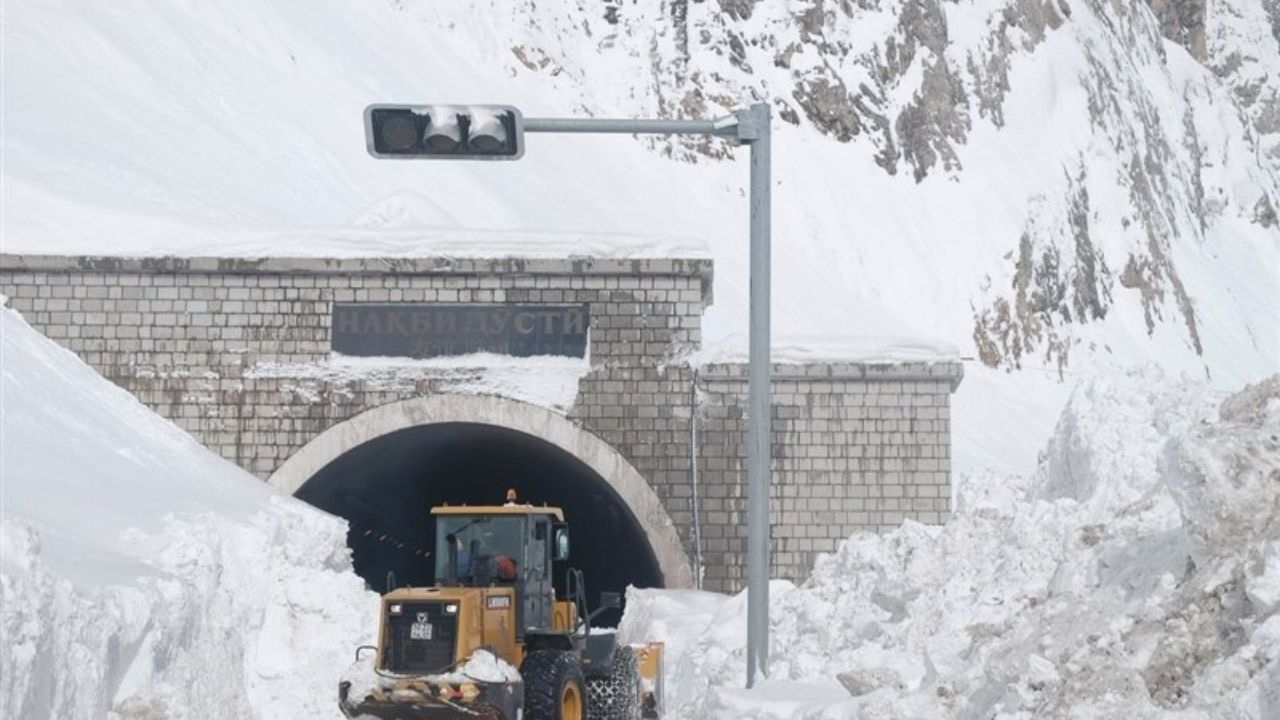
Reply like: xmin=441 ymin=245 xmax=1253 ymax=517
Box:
xmin=2 ymin=223 xmax=711 ymax=262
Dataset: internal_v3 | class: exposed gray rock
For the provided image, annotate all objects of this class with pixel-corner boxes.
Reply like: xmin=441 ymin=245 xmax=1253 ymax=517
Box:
xmin=896 ymin=59 xmax=970 ymax=181
xmin=1255 ymin=194 xmax=1278 ymax=228
xmin=1121 ymin=144 xmax=1204 ymax=356
xmin=965 ymin=0 xmax=1065 ymax=126
xmin=1218 ymin=375 xmax=1280 ymax=424
xmin=792 ymin=73 xmax=864 ymax=142
xmin=974 ymin=172 xmax=1114 ymax=372
xmin=838 ymin=667 xmax=907 ymax=697
xmin=602 ymin=0 xmax=622 ymax=26
xmin=717 ymin=0 xmax=759 ymax=21
xmin=798 ymin=0 xmax=827 ymax=40
xmin=1145 ymin=0 xmax=1207 ymax=60
xmin=898 ymin=0 xmax=949 ymax=59
xmin=727 ymin=31 xmax=751 ymax=72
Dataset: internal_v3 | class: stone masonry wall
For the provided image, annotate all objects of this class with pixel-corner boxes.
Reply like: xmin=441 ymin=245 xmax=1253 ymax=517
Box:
xmin=693 ymin=362 xmax=957 ymax=589
xmin=1 ymin=254 xmax=962 ymax=592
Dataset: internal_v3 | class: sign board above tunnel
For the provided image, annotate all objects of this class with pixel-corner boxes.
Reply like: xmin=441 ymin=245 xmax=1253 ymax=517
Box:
xmin=332 ymin=303 xmax=590 ymax=359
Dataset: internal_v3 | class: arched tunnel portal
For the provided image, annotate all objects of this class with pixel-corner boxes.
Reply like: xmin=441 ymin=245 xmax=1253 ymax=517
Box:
xmin=269 ymin=395 xmax=693 ymax=625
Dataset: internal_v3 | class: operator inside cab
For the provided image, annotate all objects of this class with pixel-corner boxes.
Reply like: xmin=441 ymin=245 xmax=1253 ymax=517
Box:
xmin=440 ymin=516 xmax=521 ymax=585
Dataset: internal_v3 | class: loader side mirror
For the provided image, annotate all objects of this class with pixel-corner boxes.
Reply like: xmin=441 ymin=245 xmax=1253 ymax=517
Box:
xmin=553 ymin=525 xmax=570 ymax=561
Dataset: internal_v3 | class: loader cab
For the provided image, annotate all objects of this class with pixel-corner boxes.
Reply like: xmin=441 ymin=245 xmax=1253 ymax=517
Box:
xmin=430 ymin=501 xmax=568 ymax=637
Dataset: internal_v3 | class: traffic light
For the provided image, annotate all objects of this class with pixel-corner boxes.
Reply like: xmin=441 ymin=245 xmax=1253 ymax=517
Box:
xmin=364 ymin=105 xmax=524 ymax=160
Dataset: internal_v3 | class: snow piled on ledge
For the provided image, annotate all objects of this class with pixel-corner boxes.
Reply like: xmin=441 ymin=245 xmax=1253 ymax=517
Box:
xmin=245 ymin=351 xmax=591 ymax=414
xmin=0 ymin=306 xmax=378 ymax=719
xmin=621 ymin=370 xmax=1280 ymax=719
xmin=688 ymin=333 xmax=961 ymax=366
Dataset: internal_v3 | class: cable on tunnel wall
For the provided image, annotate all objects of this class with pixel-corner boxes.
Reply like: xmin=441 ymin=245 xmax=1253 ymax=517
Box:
xmin=690 ymin=368 xmax=704 ymax=590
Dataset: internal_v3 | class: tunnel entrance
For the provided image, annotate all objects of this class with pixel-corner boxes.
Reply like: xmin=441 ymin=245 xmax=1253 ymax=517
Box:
xmin=295 ymin=422 xmax=664 ymax=625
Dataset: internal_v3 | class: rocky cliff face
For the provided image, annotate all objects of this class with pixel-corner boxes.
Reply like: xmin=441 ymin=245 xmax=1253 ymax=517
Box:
xmin=417 ymin=0 xmax=1276 ymax=377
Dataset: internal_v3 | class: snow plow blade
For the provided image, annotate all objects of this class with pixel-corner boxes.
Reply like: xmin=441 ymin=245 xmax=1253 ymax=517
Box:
xmin=339 ymin=676 xmax=522 ymax=720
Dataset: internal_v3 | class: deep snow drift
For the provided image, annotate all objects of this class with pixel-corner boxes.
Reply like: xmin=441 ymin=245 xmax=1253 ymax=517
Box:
xmin=0 ymin=305 xmax=377 ymax=719
xmin=621 ymin=370 xmax=1280 ymax=719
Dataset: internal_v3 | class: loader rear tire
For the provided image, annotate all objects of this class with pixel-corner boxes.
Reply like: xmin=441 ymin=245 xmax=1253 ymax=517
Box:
xmin=586 ymin=645 xmax=642 ymax=720
xmin=522 ymin=649 xmax=587 ymax=720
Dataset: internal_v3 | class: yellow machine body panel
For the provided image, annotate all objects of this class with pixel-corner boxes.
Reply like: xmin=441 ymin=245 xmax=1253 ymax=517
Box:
xmin=552 ymin=600 xmax=577 ymax=632
xmin=431 ymin=503 xmax=565 ymax=521
xmin=634 ymin=641 xmax=666 ymax=718
xmin=378 ymin=586 xmax=521 ymax=671
xmin=480 ymin=587 xmax=520 ymax=666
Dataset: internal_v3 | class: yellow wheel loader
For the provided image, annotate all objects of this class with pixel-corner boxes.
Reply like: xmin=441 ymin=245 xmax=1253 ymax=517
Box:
xmin=339 ymin=492 xmax=665 ymax=720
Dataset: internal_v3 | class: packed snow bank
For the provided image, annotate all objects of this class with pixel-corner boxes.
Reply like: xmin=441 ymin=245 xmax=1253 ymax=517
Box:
xmin=1 ymin=297 xmax=272 ymax=580
xmin=621 ymin=370 xmax=1280 ymax=719
xmin=0 ymin=305 xmax=378 ymax=719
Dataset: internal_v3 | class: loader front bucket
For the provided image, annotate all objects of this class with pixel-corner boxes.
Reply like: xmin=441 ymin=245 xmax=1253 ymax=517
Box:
xmin=339 ymin=675 xmax=522 ymax=720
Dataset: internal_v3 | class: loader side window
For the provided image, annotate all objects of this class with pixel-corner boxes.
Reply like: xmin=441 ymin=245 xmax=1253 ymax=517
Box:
xmin=529 ymin=521 xmax=548 ymax=578
xmin=523 ymin=517 xmax=555 ymax=632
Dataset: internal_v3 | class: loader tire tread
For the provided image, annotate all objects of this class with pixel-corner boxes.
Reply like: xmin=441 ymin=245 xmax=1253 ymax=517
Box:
xmin=522 ymin=649 xmax=587 ymax=720
xmin=586 ymin=645 xmax=642 ymax=720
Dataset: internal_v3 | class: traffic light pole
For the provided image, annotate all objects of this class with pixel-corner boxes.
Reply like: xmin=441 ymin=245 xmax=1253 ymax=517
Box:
xmin=525 ymin=103 xmax=772 ymax=687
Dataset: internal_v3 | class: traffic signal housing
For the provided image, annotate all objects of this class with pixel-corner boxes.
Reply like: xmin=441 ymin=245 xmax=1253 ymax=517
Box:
xmin=364 ymin=105 xmax=524 ymax=160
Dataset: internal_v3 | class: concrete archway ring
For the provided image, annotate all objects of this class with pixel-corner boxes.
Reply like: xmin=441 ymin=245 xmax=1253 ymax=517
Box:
xmin=268 ymin=393 xmax=694 ymax=588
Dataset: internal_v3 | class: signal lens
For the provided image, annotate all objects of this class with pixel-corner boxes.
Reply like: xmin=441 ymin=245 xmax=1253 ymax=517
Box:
xmin=378 ymin=114 xmax=419 ymax=152
xmin=424 ymin=108 xmax=462 ymax=151
xmin=467 ymin=109 xmax=509 ymax=153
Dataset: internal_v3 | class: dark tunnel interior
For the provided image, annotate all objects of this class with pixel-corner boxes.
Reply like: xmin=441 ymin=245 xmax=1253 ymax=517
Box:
xmin=295 ymin=422 xmax=663 ymax=626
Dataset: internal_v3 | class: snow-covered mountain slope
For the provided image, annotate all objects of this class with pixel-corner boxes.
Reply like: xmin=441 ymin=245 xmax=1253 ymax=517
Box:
xmin=421 ymin=0 xmax=1278 ymax=378
xmin=0 ymin=305 xmax=376 ymax=719
xmin=621 ymin=370 xmax=1280 ymax=719
xmin=2 ymin=0 xmax=1276 ymax=471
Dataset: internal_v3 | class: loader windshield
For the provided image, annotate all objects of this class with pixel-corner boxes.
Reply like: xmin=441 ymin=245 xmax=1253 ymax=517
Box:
xmin=435 ymin=515 xmax=525 ymax=585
